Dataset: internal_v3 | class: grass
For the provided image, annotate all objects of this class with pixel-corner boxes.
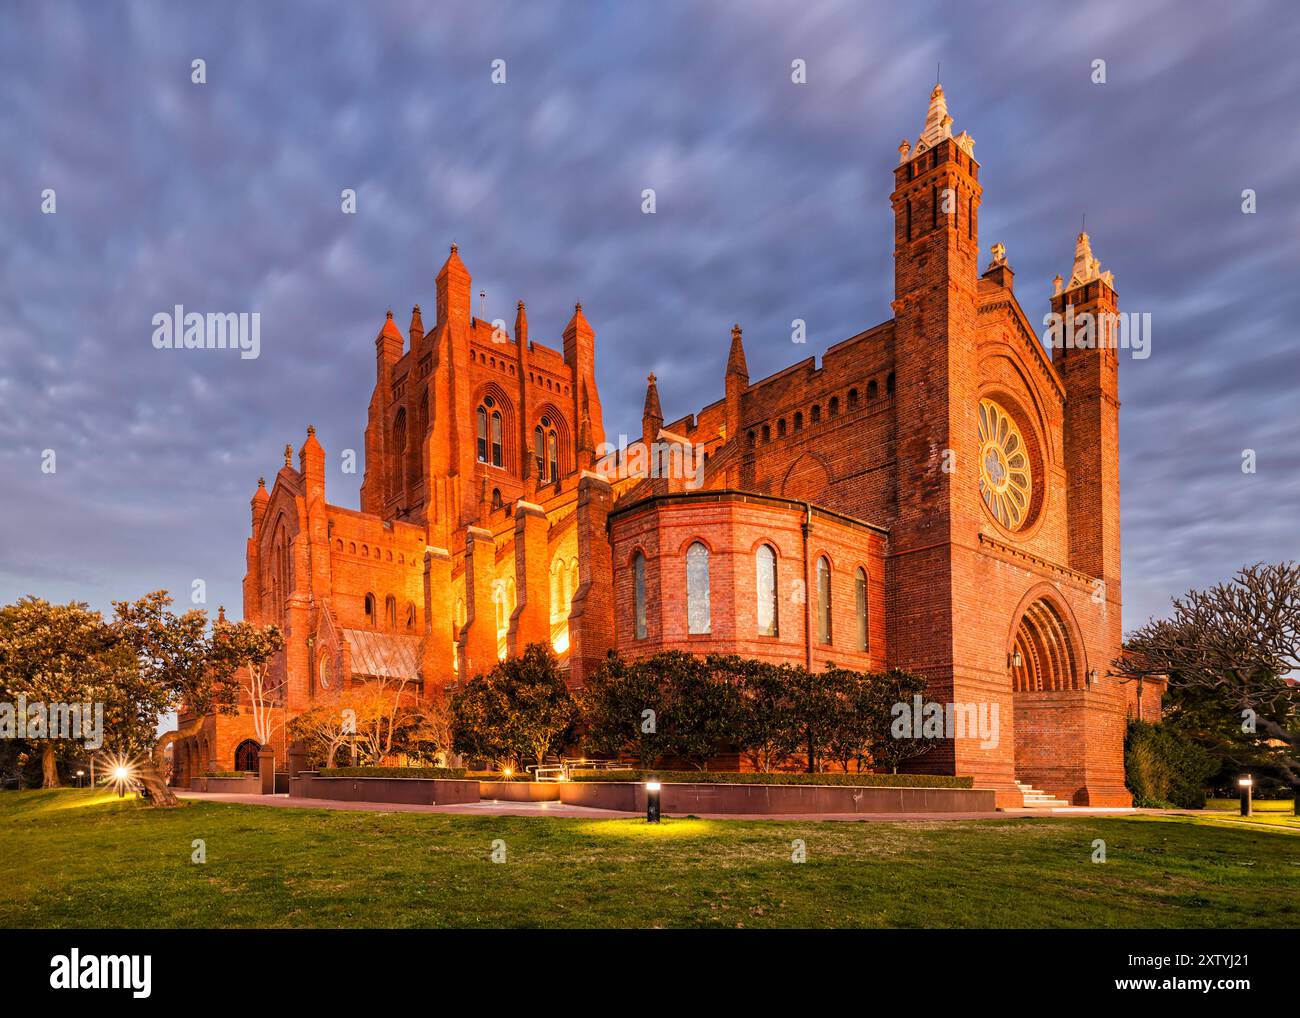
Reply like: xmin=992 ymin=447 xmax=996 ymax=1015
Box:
xmin=1 ymin=788 xmax=1297 ymax=929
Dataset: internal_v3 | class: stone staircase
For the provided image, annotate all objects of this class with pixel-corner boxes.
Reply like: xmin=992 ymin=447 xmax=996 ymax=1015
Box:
xmin=1015 ymin=780 xmax=1072 ymax=810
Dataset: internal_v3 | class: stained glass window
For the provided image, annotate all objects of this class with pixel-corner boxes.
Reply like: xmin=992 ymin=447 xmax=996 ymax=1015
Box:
xmin=756 ymin=544 xmax=777 ymax=636
xmin=686 ymin=542 xmax=710 ymax=634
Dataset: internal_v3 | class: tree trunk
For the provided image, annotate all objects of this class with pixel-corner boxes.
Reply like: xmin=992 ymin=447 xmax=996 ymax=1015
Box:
xmin=137 ymin=762 xmax=180 ymax=807
xmin=41 ymin=742 xmax=60 ymax=788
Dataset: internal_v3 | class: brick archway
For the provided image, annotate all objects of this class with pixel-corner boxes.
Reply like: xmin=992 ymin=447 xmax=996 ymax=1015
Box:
xmin=1010 ymin=597 xmax=1080 ymax=691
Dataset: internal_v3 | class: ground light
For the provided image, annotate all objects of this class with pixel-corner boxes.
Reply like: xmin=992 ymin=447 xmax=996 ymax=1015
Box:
xmin=108 ymin=758 xmax=136 ymax=798
xmin=645 ymin=780 xmax=661 ymax=823
xmin=1238 ymin=775 xmax=1253 ymax=817
xmin=75 ymin=769 xmax=85 ymax=788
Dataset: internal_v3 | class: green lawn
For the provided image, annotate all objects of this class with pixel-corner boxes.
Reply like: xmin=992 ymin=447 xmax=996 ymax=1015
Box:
xmin=2 ymin=789 xmax=1297 ymax=928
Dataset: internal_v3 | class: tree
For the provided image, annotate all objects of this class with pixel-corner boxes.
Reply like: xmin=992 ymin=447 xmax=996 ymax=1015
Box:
xmin=823 ymin=668 xmax=874 ymax=773
xmin=112 ymin=592 xmax=231 ymax=804
xmin=865 ymin=668 xmax=930 ymax=773
xmin=405 ymin=693 xmax=456 ymax=767
xmin=451 ymin=644 xmax=577 ymax=769
xmin=209 ymin=617 xmax=286 ymax=747
xmin=580 ymin=652 xmax=667 ymax=768
xmin=289 ymin=702 xmax=354 ymax=770
xmin=0 ymin=597 xmax=123 ymax=787
xmin=1117 ymin=561 xmax=1300 ymax=793
xmin=734 ymin=659 xmax=799 ymax=772
xmin=351 ymin=677 xmax=422 ymax=764
xmin=655 ymin=652 xmax=742 ymax=770
xmin=786 ymin=665 xmax=841 ymax=772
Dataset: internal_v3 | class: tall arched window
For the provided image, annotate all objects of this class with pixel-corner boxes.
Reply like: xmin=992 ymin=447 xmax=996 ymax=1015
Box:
xmin=855 ymin=567 xmax=869 ymax=651
xmin=490 ymin=410 xmax=503 ymax=467
xmin=816 ymin=556 xmax=832 ymax=645
xmin=364 ymin=592 xmax=376 ymax=627
xmin=476 ymin=406 xmax=488 ymax=463
xmin=385 ymin=595 xmax=397 ymax=628
xmin=534 ymin=425 xmax=545 ymax=478
xmin=756 ymin=544 xmax=778 ymax=636
xmin=547 ymin=429 xmax=558 ymax=483
xmin=686 ymin=542 xmax=711 ymax=634
xmin=632 ymin=551 xmax=647 ymax=640
xmin=405 ymin=602 xmax=417 ymax=630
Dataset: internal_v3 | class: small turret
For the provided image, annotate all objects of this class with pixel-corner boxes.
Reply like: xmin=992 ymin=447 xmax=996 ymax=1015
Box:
xmin=641 ymin=372 xmax=663 ymax=448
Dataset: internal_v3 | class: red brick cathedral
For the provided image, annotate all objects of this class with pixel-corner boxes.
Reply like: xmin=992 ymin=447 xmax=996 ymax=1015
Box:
xmin=175 ymin=85 xmax=1136 ymax=807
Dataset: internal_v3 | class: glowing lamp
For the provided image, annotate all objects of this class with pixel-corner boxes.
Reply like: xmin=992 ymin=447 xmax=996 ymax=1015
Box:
xmin=645 ymin=780 xmax=661 ymax=824
xmin=1239 ymin=774 xmax=1253 ymax=817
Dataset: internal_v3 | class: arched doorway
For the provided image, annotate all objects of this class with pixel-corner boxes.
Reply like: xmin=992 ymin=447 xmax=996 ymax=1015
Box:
xmin=234 ymin=739 xmax=261 ymax=772
xmin=1010 ymin=597 xmax=1079 ymax=691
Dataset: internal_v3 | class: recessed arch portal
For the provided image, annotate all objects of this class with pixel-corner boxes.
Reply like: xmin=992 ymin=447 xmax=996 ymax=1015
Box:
xmin=1010 ymin=597 xmax=1079 ymax=692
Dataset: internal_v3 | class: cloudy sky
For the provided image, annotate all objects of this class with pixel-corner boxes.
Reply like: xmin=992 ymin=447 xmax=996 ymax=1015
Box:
xmin=1 ymin=0 xmax=1296 ymax=635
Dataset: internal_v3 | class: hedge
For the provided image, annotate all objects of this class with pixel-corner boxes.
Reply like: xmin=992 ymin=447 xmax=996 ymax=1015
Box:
xmin=317 ymin=766 xmax=467 ymax=780
xmin=566 ymin=769 xmax=973 ymax=788
xmin=201 ymin=771 xmax=252 ymax=778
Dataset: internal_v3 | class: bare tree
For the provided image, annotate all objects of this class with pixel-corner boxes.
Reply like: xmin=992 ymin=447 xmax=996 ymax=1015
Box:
xmin=1116 ymin=561 xmax=1300 ymax=789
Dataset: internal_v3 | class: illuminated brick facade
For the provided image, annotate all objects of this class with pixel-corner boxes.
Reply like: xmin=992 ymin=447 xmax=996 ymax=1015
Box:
xmin=174 ymin=85 xmax=1137 ymax=807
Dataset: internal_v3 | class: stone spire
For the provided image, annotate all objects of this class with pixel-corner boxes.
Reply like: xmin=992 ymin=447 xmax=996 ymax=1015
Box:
xmin=909 ymin=82 xmax=974 ymax=160
xmin=379 ymin=308 xmax=404 ymax=343
xmin=1065 ymin=230 xmax=1115 ymax=291
xmin=641 ymin=372 xmax=663 ymax=447
xmin=514 ymin=300 xmax=528 ymax=347
xmin=726 ymin=323 xmax=749 ymax=384
xmin=409 ymin=304 xmax=425 ymax=346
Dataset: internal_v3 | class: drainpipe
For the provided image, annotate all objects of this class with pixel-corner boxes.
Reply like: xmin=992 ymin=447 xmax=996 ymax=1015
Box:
xmin=801 ymin=501 xmax=813 ymax=672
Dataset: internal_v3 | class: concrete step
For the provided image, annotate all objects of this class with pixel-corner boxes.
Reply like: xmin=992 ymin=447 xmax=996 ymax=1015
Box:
xmin=1015 ymin=779 xmax=1072 ymax=808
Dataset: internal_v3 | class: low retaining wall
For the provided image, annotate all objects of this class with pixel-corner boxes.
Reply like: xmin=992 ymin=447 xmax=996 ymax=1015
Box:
xmin=289 ymin=772 xmax=479 ymax=806
xmin=559 ymin=781 xmax=996 ymax=815
xmin=478 ymin=781 xmax=562 ymax=802
xmin=190 ymin=775 xmax=260 ymax=794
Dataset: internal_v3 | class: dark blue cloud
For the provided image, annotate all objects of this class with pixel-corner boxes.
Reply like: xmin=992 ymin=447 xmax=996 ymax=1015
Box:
xmin=1 ymin=0 xmax=1296 ymax=633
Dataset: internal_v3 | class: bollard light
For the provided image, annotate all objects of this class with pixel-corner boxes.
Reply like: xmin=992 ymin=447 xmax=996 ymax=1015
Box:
xmin=75 ymin=769 xmax=85 ymax=788
xmin=1238 ymin=775 xmax=1253 ymax=817
xmin=645 ymin=780 xmax=661 ymax=824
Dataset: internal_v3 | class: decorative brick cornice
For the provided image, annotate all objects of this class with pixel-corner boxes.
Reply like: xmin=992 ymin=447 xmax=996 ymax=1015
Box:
xmin=977 ymin=533 xmax=1095 ymax=590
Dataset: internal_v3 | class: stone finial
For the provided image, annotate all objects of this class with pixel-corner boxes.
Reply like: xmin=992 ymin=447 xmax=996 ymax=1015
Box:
xmin=257 ymin=476 xmax=266 ymax=489
xmin=1065 ymin=231 xmax=1114 ymax=291
xmin=216 ymin=605 xmax=227 ymax=624
xmin=990 ymin=242 xmax=1006 ymax=266
xmin=897 ymin=138 xmax=911 ymax=164
xmin=307 ymin=424 xmax=316 ymax=437
xmin=284 ymin=444 xmax=293 ymax=467
xmin=450 ymin=241 xmax=458 ymax=254
xmin=1052 ymin=274 xmax=1064 ymax=297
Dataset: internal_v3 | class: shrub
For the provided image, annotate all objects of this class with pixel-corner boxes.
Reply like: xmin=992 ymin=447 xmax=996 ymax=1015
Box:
xmin=566 ymin=768 xmax=972 ymax=788
xmin=1124 ymin=720 xmax=1217 ymax=808
xmin=317 ymin=766 xmax=466 ymax=779
xmin=201 ymin=771 xmax=251 ymax=778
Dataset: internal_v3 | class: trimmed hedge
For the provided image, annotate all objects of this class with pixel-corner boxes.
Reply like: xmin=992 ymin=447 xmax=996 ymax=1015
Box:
xmin=566 ymin=769 xmax=973 ymax=788
xmin=317 ymin=766 xmax=467 ymax=780
xmin=202 ymin=771 xmax=251 ymax=778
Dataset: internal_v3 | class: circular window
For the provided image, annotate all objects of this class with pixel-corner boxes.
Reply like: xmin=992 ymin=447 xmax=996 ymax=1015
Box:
xmin=318 ymin=654 xmax=332 ymax=690
xmin=541 ymin=415 xmax=551 ymax=427
xmin=978 ymin=398 xmax=1033 ymax=531
xmin=484 ymin=395 xmax=495 ymax=409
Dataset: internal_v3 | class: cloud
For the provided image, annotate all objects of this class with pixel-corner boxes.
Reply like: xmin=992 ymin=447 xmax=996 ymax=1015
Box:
xmin=1 ymin=0 xmax=1297 ymax=635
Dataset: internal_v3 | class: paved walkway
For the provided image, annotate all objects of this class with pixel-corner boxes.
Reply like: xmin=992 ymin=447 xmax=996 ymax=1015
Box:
xmin=177 ymin=790 xmax=1140 ymax=822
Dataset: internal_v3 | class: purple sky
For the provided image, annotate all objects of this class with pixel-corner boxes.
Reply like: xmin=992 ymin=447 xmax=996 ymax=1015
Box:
xmin=2 ymin=0 xmax=1297 ymax=636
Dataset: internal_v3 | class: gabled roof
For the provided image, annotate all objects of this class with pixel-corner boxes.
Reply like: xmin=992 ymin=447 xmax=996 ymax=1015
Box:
xmin=342 ymin=628 xmax=422 ymax=681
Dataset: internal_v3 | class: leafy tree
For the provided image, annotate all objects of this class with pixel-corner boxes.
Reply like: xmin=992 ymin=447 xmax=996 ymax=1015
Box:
xmin=451 ymin=643 xmax=577 ymax=769
xmin=1116 ymin=561 xmax=1300 ymax=794
xmin=209 ymin=617 xmax=286 ymax=746
xmin=656 ymin=652 xmax=742 ymax=770
xmin=0 ymin=597 xmax=123 ymax=787
xmin=786 ymin=665 xmax=842 ymax=772
xmin=863 ymin=668 xmax=930 ymax=774
xmin=580 ymin=652 xmax=666 ymax=768
xmin=734 ymin=660 xmax=800 ymax=772
xmin=824 ymin=668 xmax=875 ymax=773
